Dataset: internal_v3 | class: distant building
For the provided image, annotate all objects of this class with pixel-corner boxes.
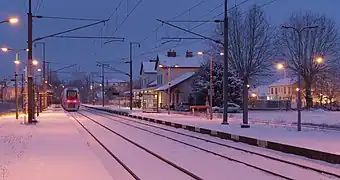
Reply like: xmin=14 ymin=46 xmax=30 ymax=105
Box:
xmin=268 ymin=78 xmax=297 ymax=101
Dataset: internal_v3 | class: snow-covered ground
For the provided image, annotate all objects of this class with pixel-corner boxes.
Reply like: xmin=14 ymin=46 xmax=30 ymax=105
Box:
xmin=86 ymin=104 xmax=340 ymax=127
xmin=85 ymin=104 xmax=340 ymax=156
xmin=0 ymin=109 xmax=113 ymax=180
xmin=73 ymin=109 xmax=339 ymax=179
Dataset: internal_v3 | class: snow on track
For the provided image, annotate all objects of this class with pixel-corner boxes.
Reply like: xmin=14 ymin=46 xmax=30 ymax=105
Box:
xmin=71 ymin=112 xmax=202 ymax=180
xmin=83 ymin=108 xmax=340 ymax=180
xmin=77 ymin=110 xmax=286 ymax=180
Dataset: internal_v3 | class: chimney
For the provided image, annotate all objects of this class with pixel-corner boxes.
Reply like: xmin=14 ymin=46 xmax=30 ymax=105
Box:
xmin=171 ymin=50 xmax=176 ymax=57
xmin=186 ymin=50 xmax=193 ymax=57
xmin=167 ymin=49 xmax=172 ymax=57
xmin=167 ymin=49 xmax=176 ymax=57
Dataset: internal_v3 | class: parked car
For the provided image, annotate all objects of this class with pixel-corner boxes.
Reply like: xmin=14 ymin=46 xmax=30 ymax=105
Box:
xmin=176 ymin=102 xmax=191 ymax=112
xmin=212 ymin=103 xmax=241 ymax=113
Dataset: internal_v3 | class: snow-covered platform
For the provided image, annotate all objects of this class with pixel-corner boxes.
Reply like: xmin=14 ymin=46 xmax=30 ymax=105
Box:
xmin=0 ymin=108 xmax=113 ymax=180
xmin=85 ymin=105 xmax=340 ymax=164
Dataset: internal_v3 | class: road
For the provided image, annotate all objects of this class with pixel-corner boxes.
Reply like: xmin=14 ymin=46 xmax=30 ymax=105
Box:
xmin=67 ymin=108 xmax=340 ymax=180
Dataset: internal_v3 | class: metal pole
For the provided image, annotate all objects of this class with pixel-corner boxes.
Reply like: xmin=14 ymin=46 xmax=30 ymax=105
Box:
xmin=168 ymin=67 xmax=171 ymax=114
xmin=101 ymin=64 xmax=105 ymax=107
xmin=15 ymin=73 xmax=18 ymax=119
xmin=15 ymin=52 xmax=19 ymax=119
xmin=42 ymin=43 xmax=46 ymax=110
xmin=27 ymin=0 xmax=34 ymax=123
xmin=129 ymin=43 xmax=133 ymax=110
xmin=209 ymin=56 xmax=213 ymax=120
xmin=21 ymin=74 xmax=24 ymax=109
xmin=297 ymin=30 xmax=302 ymax=131
xmin=36 ymin=85 xmax=39 ymax=117
xmin=222 ymin=0 xmax=229 ymax=125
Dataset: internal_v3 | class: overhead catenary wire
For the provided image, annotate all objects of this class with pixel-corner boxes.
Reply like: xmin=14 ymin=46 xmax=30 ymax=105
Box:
xmin=139 ymin=0 xmax=205 ymax=44
xmin=109 ymin=0 xmax=143 ymax=36
xmin=135 ymin=0 xmax=279 ymax=59
xmin=100 ymin=0 xmax=206 ymax=63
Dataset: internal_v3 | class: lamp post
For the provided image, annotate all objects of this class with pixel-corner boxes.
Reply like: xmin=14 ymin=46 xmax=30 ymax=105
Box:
xmin=34 ymin=42 xmax=47 ymax=110
xmin=159 ymin=64 xmax=179 ymax=114
xmin=197 ymin=51 xmax=224 ymax=120
xmin=1 ymin=47 xmax=29 ymax=119
xmin=281 ymin=25 xmax=319 ymax=131
xmin=129 ymin=42 xmax=140 ymax=110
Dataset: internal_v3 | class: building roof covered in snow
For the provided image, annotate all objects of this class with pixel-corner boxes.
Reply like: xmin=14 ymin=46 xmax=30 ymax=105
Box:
xmin=106 ymin=78 xmax=127 ymax=85
xmin=156 ymin=51 xmax=204 ymax=68
xmin=269 ymin=78 xmax=297 ymax=87
xmin=156 ymin=72 xmax=196 ymax=91
xmin=140 ymin=61 xmax=157 ymax=75
xmin=148 ymin=80 xmax=157 ymax=87
xmin=249 ymin=85 xmax=269 ymax=96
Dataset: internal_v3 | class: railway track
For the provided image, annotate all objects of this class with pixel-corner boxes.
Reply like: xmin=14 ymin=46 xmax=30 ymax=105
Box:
xmin=83 ymin=108 xmax=340 ymax=180
xmin=70 ymin=112 xmax=204 ymax=180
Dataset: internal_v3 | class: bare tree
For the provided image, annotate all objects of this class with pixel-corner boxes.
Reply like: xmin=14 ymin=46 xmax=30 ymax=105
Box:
xmin=276 ymin=12 xmax=340 ymax=108
xmin=217 ymin=5 xmax=275 ymax=126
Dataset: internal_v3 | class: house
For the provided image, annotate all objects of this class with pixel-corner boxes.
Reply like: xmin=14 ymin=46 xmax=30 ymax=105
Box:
xmin=106 ymin=78 xmax=129 ymax=96
xmin=249 ymin=85 xmax=269 ymax=100
xmin=154 ymin=50 xmax=204 ymax=108
xmin=140 ymin=59 xmax=157 ymax=88
xmin=0 ymin=80 xmax=23 ymax=101
xmin=268 ymin=78 xmax=298 ymax=101
xmin=133 ymin=50 xmax=204 ymax=110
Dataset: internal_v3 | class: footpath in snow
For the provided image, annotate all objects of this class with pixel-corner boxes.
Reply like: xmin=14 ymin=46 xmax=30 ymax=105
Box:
xmin=86 ymin=105 xmax=340 ymax=157
xmin=0 ymin=108 xmax=113 ymax=180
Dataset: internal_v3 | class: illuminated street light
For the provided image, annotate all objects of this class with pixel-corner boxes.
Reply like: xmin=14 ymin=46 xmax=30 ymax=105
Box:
xmin=14 ymin=60 xmax=20 ymax=65
xmin=32 ymin=60 xmax=38 ymax=66
xmin=315 ymin=57 xmax=323 ymax=64
xmin=8 ymin=17 xmax=19 ymax=24
xmin=37 ymin=68 xmax=41 ymax=72
xmin=1 ymin=47 xmax=9 ymax=52
xmin=0 ymin=17 xmax=19 ymax=24
xmin=296 ymin=88 xmax=300 ymax=92
xmin=251 ymin=93 xmax=257 ymax=98
xmin=276 ymin=63 xmax=284 ymax=70
xmin=219 ymin=52 xmax=224 ymax=56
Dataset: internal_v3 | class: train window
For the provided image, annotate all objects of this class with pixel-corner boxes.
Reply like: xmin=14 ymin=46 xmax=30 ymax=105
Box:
xmin=67 ymin=90 xmax=77 ymax=99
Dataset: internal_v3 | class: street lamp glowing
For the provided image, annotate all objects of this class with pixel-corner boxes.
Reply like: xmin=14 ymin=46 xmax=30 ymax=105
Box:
xmin=37 ymin=68 xmax=41 ymax=72
xmin=276 ymin=63 xmax=284 ymax=70
xmin=251 ymin=93 xmax=257 ymax=98
xmin=25 ymin=48 xmax=29 ymax=52
xmin=32 ymin=60 xmax=38 ymax=66
xmin=1 ymin=48 xmax=9 ymax=52
xmin=296 ymin=88 xmax=300 ymax=92
xmin=14 ymin=60 xmax=20 ymax=65
xmin=247 ymin=84 xmax=250 ymax=88
xmin=8 ymin=17 xmax=19 ymax=24
xmin=219 ymin=52 xmax=224 ymax=56
xmin=197 ymin=51 xmax=204 ymax=55
xmin=315 ymin=57 xmax=323 ymax=64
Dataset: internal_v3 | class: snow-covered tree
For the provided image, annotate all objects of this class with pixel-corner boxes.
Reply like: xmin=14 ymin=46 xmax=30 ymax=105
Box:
xmin=191 ymin=60 xmax=242 ymax=106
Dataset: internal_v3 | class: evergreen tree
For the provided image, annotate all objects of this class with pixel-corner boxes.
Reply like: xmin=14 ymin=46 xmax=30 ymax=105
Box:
xmin=192 ymin=60 xmax=242 ymax=106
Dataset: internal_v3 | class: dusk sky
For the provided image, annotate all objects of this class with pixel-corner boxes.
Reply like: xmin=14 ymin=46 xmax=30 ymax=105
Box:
xmin=0 ymin=0 xmax=338 ymax=81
